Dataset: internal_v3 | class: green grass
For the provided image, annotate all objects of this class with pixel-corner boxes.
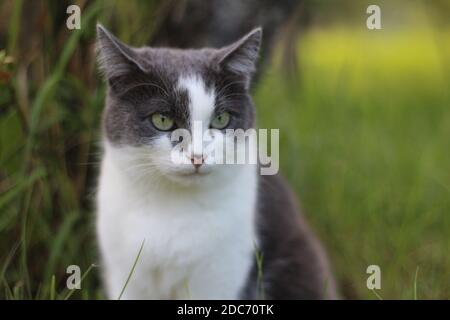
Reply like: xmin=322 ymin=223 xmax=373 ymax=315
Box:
xmin=255 ymin=27 xmax=450 ymax=299
xmin=1 ymin=1 xmax=449 ymax=300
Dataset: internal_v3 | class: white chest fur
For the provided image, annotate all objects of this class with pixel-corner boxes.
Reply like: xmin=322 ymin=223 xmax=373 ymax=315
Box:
xmin=96 ymin=149 xmax=258 ymax=299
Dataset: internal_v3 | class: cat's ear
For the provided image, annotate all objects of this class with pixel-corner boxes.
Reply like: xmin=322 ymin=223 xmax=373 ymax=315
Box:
xmin=216 ymin=27 xmax=262 ymax=80
xmin=96 ymin=24 xmax=146 ymax=83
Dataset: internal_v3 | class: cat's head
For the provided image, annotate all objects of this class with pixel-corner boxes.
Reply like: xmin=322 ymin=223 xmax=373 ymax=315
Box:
xmin=96 ymin=24 xmax=261 ymax=187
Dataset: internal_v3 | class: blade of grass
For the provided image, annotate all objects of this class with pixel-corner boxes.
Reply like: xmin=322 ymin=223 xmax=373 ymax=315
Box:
xmin=13 ymin=282 xmax=23 ymax=299
xmin=43 ymin=211 xmax=79 ymax=290
xmin=0 ymin=240 xmax=21 ymax=287
xmin=3 ymin=279 xmax=14 ymax=300
xmin=414 ymin=266 xmax=419 ymax=300
xmin=0 ymin=168 xmax=45 ymax=211
xmin=371 ymin=289 xmax=383 ymax=300
xmin=253 ymin=241 xmax=265 ymax=300
xmin=19 ymin=179 xmax=32 ymax=298
xmin=323 ymin=277 xmax=330 ymax=300
xmin=34 ymin=283 xmax=42 ymax=300
xmin=117 ymin=239 xmax=145 ymax=300
xmin=50 ymin=275 xmax=56 ymax=300
xmin=7 ymin=0 xmax=23 ymax=54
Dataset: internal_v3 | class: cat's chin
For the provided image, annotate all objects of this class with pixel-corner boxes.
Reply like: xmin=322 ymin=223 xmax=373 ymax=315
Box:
xmin=160 ymin=167 xmax=215 ymax=185
xmin=178 ymin=170 xmax=210 ymax=177
xmin=160 ymin=164 xmax=253 ymax=188
xmin=162 ymin=172 xmax=213 ymax=188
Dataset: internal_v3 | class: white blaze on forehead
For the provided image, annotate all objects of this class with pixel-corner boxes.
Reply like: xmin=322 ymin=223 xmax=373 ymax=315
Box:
xmin=177 ymin=75 xmax=216 ymax=130
xmin=177 ymin=75 xmax=216 ymax=158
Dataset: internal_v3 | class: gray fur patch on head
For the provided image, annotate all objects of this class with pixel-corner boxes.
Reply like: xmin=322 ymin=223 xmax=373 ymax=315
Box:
xmin=96 ymin=24 xmax=262 ymax=146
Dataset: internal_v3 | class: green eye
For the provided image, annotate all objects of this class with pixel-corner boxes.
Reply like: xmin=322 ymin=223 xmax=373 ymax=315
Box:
xmin=151 ymin=113 xmax=175 ymax=131
xmin=211 ymin=112 xmax=231 ymax=129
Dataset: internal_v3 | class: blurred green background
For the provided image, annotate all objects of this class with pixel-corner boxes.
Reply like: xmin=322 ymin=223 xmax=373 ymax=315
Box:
xmin=0 ymin=0 xmax=449 ymax=299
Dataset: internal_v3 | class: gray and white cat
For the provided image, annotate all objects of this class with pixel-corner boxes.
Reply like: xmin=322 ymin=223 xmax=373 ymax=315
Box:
xmin=96 ymin=24 xmax=337 ymax=300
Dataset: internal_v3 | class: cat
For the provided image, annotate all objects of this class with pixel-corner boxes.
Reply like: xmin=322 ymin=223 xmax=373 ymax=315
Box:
xmin=95 ymin=24 xmax=338 ymax=300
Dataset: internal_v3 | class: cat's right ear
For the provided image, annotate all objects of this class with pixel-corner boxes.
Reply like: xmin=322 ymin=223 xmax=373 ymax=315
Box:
xmin=214 ymin=27 xmax=262 ymax=88
xmin=96 ymin=24 xmax=146 ymax=84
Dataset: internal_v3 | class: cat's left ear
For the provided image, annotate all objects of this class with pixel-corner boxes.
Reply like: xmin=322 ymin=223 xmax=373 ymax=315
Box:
xmin=216 ymin=27 xmax=262 ymax=83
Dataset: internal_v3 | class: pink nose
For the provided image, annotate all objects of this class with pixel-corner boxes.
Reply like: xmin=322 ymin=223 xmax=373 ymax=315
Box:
xmin=190 ymin=155 xmax=204 ymax=169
